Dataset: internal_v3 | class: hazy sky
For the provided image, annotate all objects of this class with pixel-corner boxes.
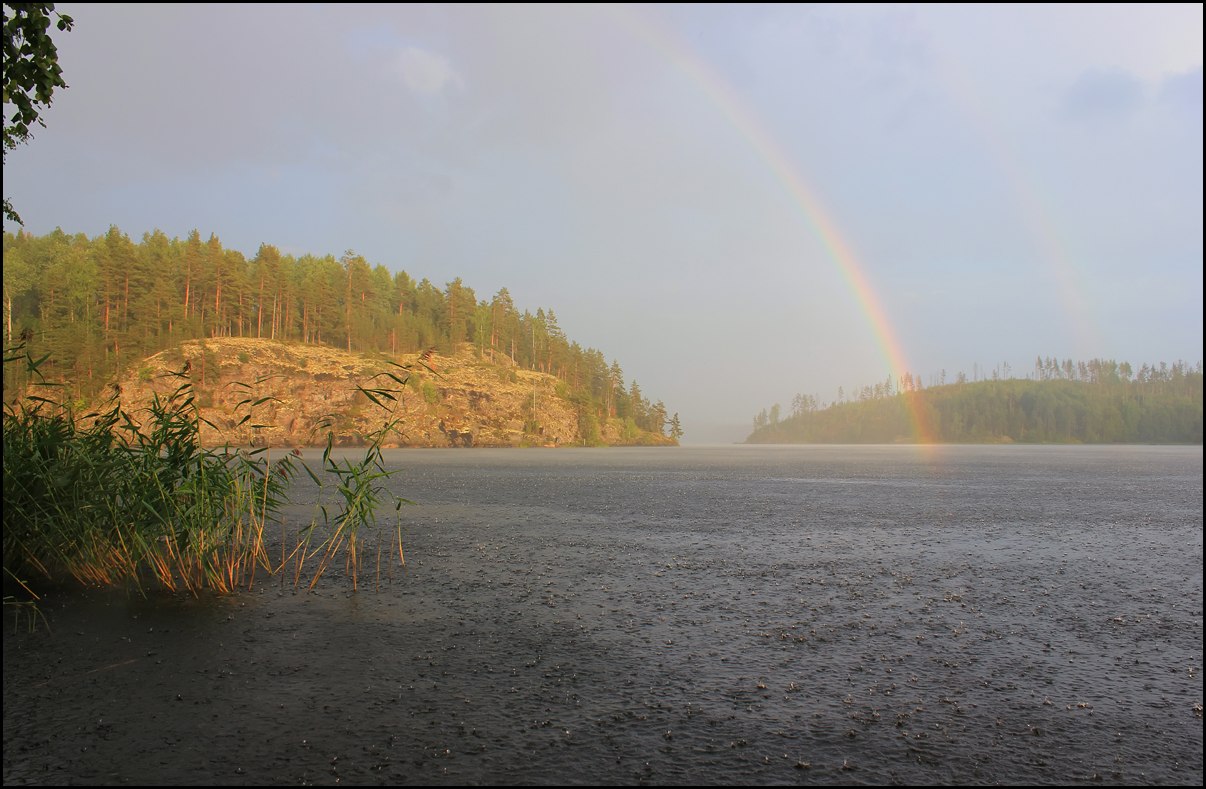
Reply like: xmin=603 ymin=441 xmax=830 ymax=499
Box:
xmin=4 ymin=3 xmax=1202 ymax=442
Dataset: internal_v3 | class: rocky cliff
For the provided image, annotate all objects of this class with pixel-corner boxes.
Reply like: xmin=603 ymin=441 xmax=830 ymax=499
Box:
xmin=111 ymin=338 xmax=673 ymax=448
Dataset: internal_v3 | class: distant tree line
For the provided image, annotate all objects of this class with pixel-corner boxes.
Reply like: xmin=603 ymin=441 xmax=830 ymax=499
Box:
xmin=3 ymin=227 xmax=678 ymax=440
xmin=750 ymin=359 xmax=1203 ymax=444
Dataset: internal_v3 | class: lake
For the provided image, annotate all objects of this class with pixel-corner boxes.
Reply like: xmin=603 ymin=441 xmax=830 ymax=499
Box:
xmin=4 ymin=445 xmax=1202 ymax=785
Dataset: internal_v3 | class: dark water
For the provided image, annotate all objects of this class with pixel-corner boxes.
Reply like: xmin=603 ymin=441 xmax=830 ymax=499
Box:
xmin=4 ymin=445 xmax=1202 ymax=785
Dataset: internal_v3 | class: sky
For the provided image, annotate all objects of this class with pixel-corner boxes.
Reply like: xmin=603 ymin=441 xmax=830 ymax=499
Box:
xmin=4 ymin=3 xmax=1202 ymax=443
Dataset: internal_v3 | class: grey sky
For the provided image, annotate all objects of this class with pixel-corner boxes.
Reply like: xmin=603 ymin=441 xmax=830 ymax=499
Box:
xmin=4 ymin=3 xmax=1202 ymax=442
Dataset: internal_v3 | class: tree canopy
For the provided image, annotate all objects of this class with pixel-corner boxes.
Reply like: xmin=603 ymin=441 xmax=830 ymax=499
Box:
xmin=748 ymin=361 xmax=1203 ymax=444
xmin=3 ymin=226 xmax=678 ymax=443
xmin=3 ymin=2 xmax=73 ymax=223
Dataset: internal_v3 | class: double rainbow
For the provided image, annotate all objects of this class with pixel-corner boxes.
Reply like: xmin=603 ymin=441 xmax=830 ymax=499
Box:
xmin=613 ymin=8 xmax=936 ymax=443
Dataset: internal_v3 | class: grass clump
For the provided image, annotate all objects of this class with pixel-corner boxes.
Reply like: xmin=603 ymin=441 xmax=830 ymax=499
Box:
xmin=2 ymin=343 xmax=429 ymax=602
xmin=3 ymin=342 xmax=297 ymax=597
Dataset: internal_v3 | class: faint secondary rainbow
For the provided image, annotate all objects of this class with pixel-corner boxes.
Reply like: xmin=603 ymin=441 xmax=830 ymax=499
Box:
xmin=610 ymin=7 xmax=936 ymax=443
xmin=936 ymin=61 xmax=1103 ymax=356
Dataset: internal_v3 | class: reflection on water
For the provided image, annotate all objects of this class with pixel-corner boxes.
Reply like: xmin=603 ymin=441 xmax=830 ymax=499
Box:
xmin=4 ymin=445 xmax=1202 ymax=785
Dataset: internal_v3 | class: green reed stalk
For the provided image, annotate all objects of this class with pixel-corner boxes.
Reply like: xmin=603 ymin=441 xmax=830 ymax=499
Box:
xmin=4 ymin=342 xmax=423 ymax=605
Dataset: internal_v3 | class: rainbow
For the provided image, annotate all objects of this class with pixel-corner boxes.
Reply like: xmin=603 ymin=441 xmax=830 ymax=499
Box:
xmin=936 ymin=62 xmax=1102 ymax=355
xmin=611 ymin=7 xmax=937 ymax=443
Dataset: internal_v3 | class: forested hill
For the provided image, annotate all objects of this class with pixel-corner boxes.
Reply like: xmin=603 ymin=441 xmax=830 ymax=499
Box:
xmin=748 ymin=361 xmax=1203 ymax=444
xmin=2 ymin=227 xmax=681 ymax=444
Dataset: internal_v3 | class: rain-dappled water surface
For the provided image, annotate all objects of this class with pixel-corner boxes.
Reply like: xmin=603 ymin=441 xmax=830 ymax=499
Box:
xmin=4 ymin=445 xmax=1202 ymax=785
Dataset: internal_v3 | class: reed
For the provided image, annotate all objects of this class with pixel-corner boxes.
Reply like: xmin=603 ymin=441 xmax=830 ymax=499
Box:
xmin=4 ymin=343 xmax=296 ymax=600
xmin=2 ymin=343 xmax=422 ymax=606
xmin=298 ymin=362 xmax=419 ymax=591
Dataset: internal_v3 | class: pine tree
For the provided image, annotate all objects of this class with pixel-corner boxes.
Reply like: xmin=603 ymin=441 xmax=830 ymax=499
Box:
xmin=669 ymin=413 xmax=683 ymax=441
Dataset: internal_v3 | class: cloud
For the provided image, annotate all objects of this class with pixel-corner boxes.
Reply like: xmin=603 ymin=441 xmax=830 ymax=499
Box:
xmin=393 ymin=46 xmax=464 ymax=96
xmin=1159 ymin=67 xmax=1204 ymax=114
xmin=1060 ymin=68 xmax=1145 ymax=121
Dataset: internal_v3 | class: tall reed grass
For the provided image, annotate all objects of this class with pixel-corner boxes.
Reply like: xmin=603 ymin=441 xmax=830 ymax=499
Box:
xmin=2 ymin=343 xmax=425 ymax=603
xmin=288 ymin=362 xmax=419 ymax=591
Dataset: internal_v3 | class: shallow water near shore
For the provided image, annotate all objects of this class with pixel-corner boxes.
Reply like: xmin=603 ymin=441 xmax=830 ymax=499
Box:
xmin=4 ymin=444 xmax=1202 ymax=785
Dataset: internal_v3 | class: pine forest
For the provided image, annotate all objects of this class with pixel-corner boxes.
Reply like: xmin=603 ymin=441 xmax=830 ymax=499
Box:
xmin=2 ymin=227 xmax=677 ymax=440
xmin=749 ymin=358 xmax=1203 ymax=444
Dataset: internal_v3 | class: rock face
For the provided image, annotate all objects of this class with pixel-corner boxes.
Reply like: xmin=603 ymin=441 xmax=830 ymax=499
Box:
xmin=112 ymin=338 xmax=673 ymax=448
